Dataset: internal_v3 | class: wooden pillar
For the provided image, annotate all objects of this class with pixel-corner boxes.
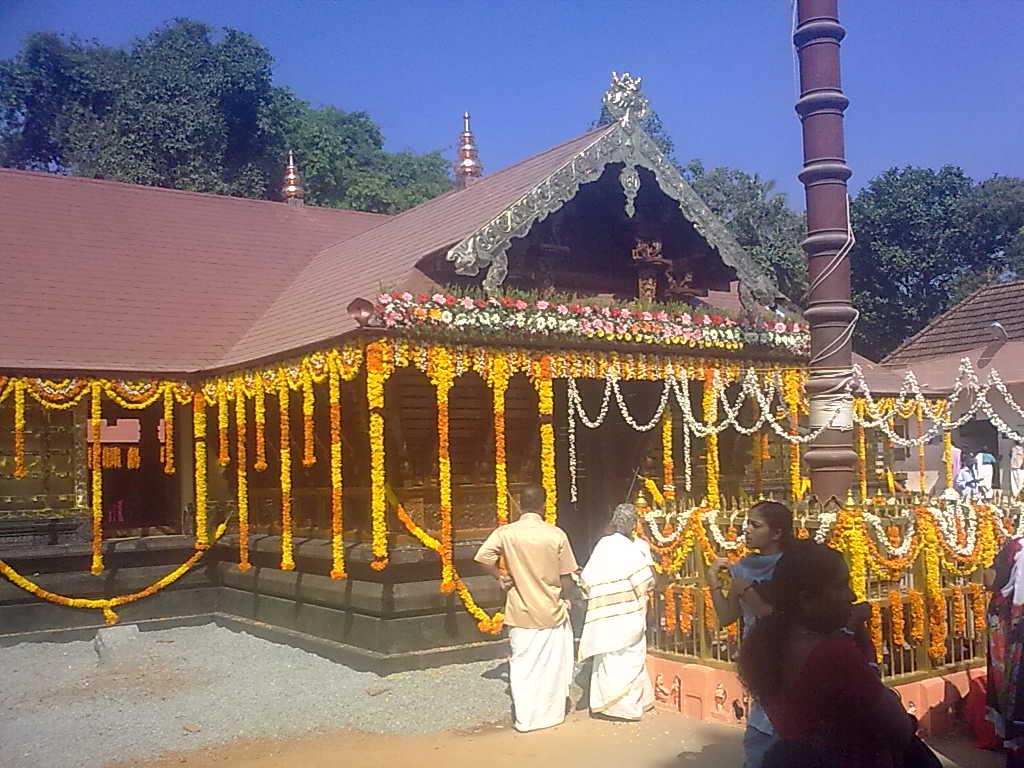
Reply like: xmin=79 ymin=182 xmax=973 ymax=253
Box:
xmin=794 ymin=0 xmax=857 ymax=502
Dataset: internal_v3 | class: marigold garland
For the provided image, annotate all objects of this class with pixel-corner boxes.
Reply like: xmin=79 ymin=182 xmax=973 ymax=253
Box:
xmin=919 ymin=515 xmax=947 ymax=661
xmin=234 ymin=380 xmax=251 ymax=572
xmin=253 ymin=375 xmax=268 ymax=472
xmin=533 ymin=356 xmax=557 ymax=524
xmin=162 ymin=385 xmax=175 ymax=474
xmin=784 ymin=370 xmax=803 ymax=501
xmin=488 ymin=356 xmax=510 ymax=526
xmin=855 ymin=415 xmax=868 ymax=500
xmin=394 ymin=500 xmax=503 ymax=634
xmin=869 ymin=601 xmax=883 ymax=663
xmin=429 ymin=346 xmax=456 ymax=593
xmin=703 ymin=586 xmax=718 ymax=633
xmin=13 ymin=380 xmax=27 ymax=479
xmin=328 ymin=361 xmax=346 ymax=579
xmin=968 ymin=582 xmax=986 ymax=636
xmin=301 ymin=364 xmax=316 ymax=468
xmin=277 ymin=376 xmax=295 ymax=571
xmin=90 ymin=382 xmax=104 ymax=574
xmin=951 ymin=585 xmax=967 ymax=638
xmin=908 ymin=589 xmax=926 ymax=644
xmin=192 ymin=391 xmax=209 ymax=549
xmin=366 ymin=341 xmax=391 ymax=570
xmin=662 ymin=410 xmax=675 ymax=499
xmin=216 ymin=380 xmax=230 ymax=468
xmin=702 ymin=371 xmax=720 ymax=509
xmin=889 ymin=590 xmax=906 ymax=648
xmin=663 ymin=585 xmax=677 ymax=631
xmin=0 ymin=521 xmax=228 ymax=625
xmin=678 ymin=586 xmax=694 ymax=634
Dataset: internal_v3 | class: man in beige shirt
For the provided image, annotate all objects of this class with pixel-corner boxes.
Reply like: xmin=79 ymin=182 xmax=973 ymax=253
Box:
xmin=475 ymin=484 xmax=580 ymax=732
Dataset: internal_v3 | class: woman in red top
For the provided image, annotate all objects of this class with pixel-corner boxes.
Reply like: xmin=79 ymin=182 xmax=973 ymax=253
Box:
xmin=737 ymin=541 xmax=915 ymax=767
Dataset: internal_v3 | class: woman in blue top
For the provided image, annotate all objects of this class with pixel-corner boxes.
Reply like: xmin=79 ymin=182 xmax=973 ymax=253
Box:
xmin=707 ymin=500 xmax=794 ymax=768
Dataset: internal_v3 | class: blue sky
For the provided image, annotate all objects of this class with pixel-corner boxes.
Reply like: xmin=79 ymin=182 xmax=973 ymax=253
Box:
xmin=1 ymin=1 xmax=1021 ymax=205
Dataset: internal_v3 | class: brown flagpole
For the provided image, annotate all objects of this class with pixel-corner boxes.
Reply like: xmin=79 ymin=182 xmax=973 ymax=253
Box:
xmin=794 ymin=0 xmax=857 ymax=503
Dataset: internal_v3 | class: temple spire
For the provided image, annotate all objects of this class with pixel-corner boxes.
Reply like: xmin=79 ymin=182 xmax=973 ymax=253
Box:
xmin=454 ymin=112 xmax=483 ymax=190
xmin=282 ymin=150 xmax=304 ymax=208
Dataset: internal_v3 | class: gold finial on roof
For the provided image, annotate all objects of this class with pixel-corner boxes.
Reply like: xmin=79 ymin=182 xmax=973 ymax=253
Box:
xmin=454 ymin=111 xmax=482 ymax=189
xmin=282 ymin=150 xmax=304 ymax=207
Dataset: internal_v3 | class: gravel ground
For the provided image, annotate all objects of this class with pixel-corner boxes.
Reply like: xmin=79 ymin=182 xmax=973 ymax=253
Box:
xmin=0 ymin=623 xmax=513 ymax=768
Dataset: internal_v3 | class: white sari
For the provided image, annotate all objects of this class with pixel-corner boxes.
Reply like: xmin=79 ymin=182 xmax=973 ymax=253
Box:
xmin=578 ymin=533 xmax=655 ymax=720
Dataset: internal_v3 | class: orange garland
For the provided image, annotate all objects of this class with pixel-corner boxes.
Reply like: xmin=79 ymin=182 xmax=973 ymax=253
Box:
xmin=889 ymin=590 xmax=906 ymax=648
xmin=277 ymin=377 xmax=295 ymax=571
xmin=908 ymin=589 xmax=926 ymax=645
xmin=703 ymin=586 xmax=717 ymax=633
xmin=869 ymin=601 xmax=883 ymax=663
xmin=663 ymin=585 xmax=677 ymax=631
xmin=488 ymin=357 xmax=510 ymax=526
xmin=678 ymin=586 xmax=694 ymax=634
xmin=951 ymin=586 xmax=967 ymax=638
xmin=968 ymin=582 xmax=987 ymax=636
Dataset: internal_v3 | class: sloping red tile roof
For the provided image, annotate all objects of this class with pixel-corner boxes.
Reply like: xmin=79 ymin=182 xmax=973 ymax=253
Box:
xmin=883 ymin=281 xmax=1024 ymax=366
xmin=0 ymin=169 xmax=388 ymax=374
xmin=219 ymin=124 xmax=617 ymax=367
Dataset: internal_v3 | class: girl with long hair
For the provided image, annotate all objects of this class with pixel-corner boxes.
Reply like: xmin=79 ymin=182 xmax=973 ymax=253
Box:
xmin=706 ymin=500 xmax=794 ymax=768
xmin=738 ymin=540 xmax=915 ymax=767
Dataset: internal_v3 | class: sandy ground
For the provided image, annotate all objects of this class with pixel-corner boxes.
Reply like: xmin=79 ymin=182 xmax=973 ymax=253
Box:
xmin=112 ymin=710 xmax=1003 ymax=768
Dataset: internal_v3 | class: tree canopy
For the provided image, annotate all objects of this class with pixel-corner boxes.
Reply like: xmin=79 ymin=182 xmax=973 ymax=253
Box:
xmin=0 ymin=20 xmax=451 ymax=212
xmin=850 ymin=166 xmax=1024 ymax=360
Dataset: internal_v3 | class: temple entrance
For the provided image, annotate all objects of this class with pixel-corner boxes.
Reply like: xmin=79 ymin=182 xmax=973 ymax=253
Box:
xmin=557 ymin=379 xmax=670 ymax=563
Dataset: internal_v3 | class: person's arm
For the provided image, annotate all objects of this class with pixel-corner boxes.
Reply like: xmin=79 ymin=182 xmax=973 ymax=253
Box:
xmin=707 ymin=557 xmax=741 ymax=628
xmin=474 ymin=531 xmax=512 ymax=591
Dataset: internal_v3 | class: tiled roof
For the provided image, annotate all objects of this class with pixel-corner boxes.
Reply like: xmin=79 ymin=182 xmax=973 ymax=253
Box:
xmin=218 ymin=125 xmax=617 ymax=367
xmin=0 ymin=169 xmax=388 ymax=374
xmin=883 ymin=281 xmax=1024 ymax=365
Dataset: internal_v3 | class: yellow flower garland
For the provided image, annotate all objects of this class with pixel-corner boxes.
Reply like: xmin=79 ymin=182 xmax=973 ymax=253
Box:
xmin=533 ymin=356 xmax=557 ymax=524
xmin=662 ymin=409 xmax=675 ymax=500
xmin=487 ymin=356 xmax=510 ymax=526
xmin=784 ymin=370 xmax=803 ymax=501
xmin=366 ymin=341 xmax=391 ymax=570
xmin=328 ymin=360 xmax=346 ymax=579
xmin=301 ymin=363 xmax=316 ymax=468
xmin=277 ymin=376 xmax=295 ymax=571
xmin=162 ymin=385 xmax=175 ymax=475
xmin=919 ymin=515 xmax=947 ymax=662
xmin=13 ymin=379 xmax=27 ymax=479
xmin=702 ymin=370 xmax=720 ymax=509
xmin=0 ymin=522 xmax=228 ymax=625
xmin=428 ymin=346 xmax=456 ymax=593
xmin=943 ymin=415 xmax=954 ymax=489
xmin=90 ymin=382 xmax=104 ymax=574
xmin=193 ymin=391 xmax=208 ymax=549
xmin=216 ymin=380 xmax=230 ymax=468
xmin=855 ymin=400 xmax=868 ymax=500
xmin=234 ymin=379 xmax=251 ymax=572
xmin=253 ymin=375 xmax=268 ymax=472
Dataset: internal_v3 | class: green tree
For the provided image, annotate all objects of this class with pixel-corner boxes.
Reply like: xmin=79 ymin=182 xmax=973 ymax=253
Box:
xmin=1 ymin=19 xmax=450 ymax=211
xmin=681 ymin=160 xmax=807 ymax=303
xmin=849 ymin=166 xmax=1024 ymax=360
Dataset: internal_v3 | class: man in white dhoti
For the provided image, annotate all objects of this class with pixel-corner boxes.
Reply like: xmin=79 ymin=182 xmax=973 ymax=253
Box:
xmin=578 ymin=503 xmax=655 ymax=721
xmin=474 ymin=484 xmax=580 ymax=732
